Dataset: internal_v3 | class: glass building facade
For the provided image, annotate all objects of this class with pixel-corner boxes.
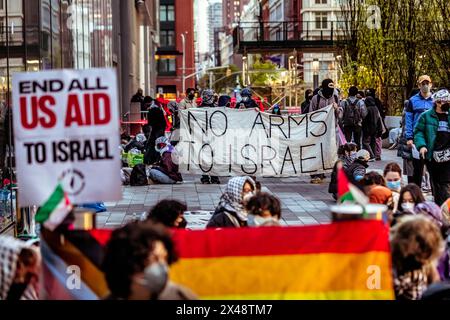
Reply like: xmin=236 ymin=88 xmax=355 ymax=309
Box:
xmin=0 ymin=0 xmax=114 ymax=104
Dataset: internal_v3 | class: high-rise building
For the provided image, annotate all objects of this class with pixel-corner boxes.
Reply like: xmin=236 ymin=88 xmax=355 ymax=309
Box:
xmin=208 ymin=0 xmax=222 ymax=65
xmin=156 ymin=0 xmax=195 ymax=99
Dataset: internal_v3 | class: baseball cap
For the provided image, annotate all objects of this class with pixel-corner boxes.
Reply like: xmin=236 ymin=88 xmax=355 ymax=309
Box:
xmin=432 ymin=89 xmax=450 ymax=103
xmin=417 ymin=75 xmax=432 ymax=84
xmin=356 ymin=149 xmax=370 ymax=161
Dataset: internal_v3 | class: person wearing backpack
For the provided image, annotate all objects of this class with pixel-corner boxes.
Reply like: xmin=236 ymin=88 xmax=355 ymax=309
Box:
xmin=339 ymin=86 xmax=366 ymax=149
xmin=130 ymin=164 xmax=148 ymax=186
xmin=362 ymin=96 xmax=383 ymax=160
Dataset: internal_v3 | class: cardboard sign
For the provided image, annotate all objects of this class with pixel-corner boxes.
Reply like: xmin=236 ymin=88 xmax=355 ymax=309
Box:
xmin=177 ymin=106 xmax=338 ymax=177
xmin=12 ymin=68 xmax=121 ymax=206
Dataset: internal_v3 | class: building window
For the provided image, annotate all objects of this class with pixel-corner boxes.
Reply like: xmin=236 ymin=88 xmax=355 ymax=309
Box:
xmin=157 ymin=56 xmax=176 ymax=75
xmin=315 ymin=12 xmax=328 ymax=29
xmin=160 ymin=5 xmax=175 ymax=21
xmin=160 ymin=30 xmax=175 ymax=47
xmin=315 ymin=0 xmax=327 ymax=4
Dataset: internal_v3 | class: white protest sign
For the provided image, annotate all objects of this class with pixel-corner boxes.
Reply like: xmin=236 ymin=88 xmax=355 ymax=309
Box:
xmin=12 ymin=68 xmax=122 ymax=206
xmin=176 ymin=106 xmax=338 ymax=177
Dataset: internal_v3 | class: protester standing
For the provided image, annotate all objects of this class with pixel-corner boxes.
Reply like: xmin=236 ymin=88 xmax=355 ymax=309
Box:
xmin=414 ymin=89 xmax=450 ymax=206
xmin=145 ymin=97 xmax=167 ymax=165
xmin=178 ymin=88 xmax=197 ymax=110
xmin=239 ymin=88 xmax=259 ymax=109
xmin=300 ymin=89 xmax=313 ymax=114
xmin=405 ymin=75 xmax=434 ymax=187
xmin=366 ymin=88 xmax=386 ymax=160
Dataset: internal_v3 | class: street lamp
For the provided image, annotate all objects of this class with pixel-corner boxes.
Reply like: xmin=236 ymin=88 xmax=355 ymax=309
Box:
xmin=181 ymin=32 xmax=187 ymax=95
xmin=312 ymin=59 xmax=320 ymax=90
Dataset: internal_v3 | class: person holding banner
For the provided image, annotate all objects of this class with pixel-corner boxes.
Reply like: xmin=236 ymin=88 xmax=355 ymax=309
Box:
xmin=207 ymin=176 xmax=256 ymax=228
xmin=199 ymin=89 xmax=220 ymax=184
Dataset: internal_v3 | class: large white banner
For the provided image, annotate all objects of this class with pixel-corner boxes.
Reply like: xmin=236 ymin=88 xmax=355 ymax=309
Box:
xmin=176 ymin=106 xmax=338 ymax=177
xmin=12 ymin=68 xmax=122 ymax=206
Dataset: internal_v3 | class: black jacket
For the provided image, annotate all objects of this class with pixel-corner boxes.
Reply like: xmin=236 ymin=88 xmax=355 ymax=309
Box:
xmin=147 ymin=107 xmax=167 ymax=133
xmin=206 ymin=209 xmax=247 ymax=228
xmin=362 ymin=97 xmax=383 ymax=137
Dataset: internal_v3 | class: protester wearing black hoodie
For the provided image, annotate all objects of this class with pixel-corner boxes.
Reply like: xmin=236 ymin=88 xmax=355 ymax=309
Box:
xmin=362 ymin=96 xmax=383 ymax=160
xmin=301 ymin=89 xmax=313 ymax=114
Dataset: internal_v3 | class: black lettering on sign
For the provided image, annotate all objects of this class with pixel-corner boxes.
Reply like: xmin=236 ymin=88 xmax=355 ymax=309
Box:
xmin=182 ymin=140 xmax=195 ymax=171
xmin=69 ymin=141 xmax=82 ymax=161
xmin=288 ymin=115 xmax=308 ymax=139
xmin=240 ymin=144 xmax=257 ymax=175
xmin=250 ymin=112 xmax=268 ymax=138
xmin=95 ymin=139 xmax=114 ymax=159
xmin=209 ymin=110 xmax=227 ymax=137
xmin=56 ymin=141 xmax=69 ymax=162
xmin=281 ymin=146 xmax=297 ymax=175
xmin=261 ymin=145 xmax=277 ymax=175
xmin=309 ymin=110 xmax=328 ymax=137
xmin=24 ymin=143 xmax=34 ymax=164
xmin=198 ymin=143 xmax=213 ymax=173
xmin=187 ymin=111 xmax=207 ymax=135
xmin=19 ymin=80 xmax=64 ymax=94
xmin=300 ymin=144 xmax=317 ymax=173
xmin=269 ymin=115 xmax=288 ymax=139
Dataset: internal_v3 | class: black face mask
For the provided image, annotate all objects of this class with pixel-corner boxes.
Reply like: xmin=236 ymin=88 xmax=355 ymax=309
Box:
xmin=188 ymin=94 xmax=195 ymax=100
xmin=6 ymin=283 xmax=28 ymax=300
xmin=442 ymin=103 xmax=450 ymax=112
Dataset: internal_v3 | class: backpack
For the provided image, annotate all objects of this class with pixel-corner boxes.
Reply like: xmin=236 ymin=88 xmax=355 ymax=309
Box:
xmin=130 ymin=164 xmax=148 ymax=186
xmin=343 ymin=98 xmax=362 ymax=127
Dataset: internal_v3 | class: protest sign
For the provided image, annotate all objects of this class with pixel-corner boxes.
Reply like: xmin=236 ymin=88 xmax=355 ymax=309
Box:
xmin=176 ymin=106 xmax=338 ymax=177
xmin=12 ymin=68 xmax=121 ymax=206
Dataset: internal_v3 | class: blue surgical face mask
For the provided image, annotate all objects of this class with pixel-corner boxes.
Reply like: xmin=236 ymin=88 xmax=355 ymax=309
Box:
xmin=386 ymin=180 xmax=401 ymax=191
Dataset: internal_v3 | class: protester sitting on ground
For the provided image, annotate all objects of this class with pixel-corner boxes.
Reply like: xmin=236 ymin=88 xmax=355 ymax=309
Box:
xmin=124 ymin=133 xmax=147 ymax=153
xmin=146 ymin=200 xmax=187 ymax=229
xmin=345 ymin=149 xmax=371 ymax=183
xmin=384 ymin=162 xmax=403 ymax=212
xmin=207 ymin=176 xmax=256 ymax=228
xmin=0 ymin=236 xmax=40 ymax=300
xmin=391 ymin=215 xmax=444 ymax=300
xmin=147 ymin=137 xmax=182 ymax=185
xmin=329 ymin=142 xmax=358 ymax=200
xmin=102 ymin=222 xmax=197 ymax=300
xmin=245 ymin=192 xmax=282 ymax=227
xmin=392 ymin=184 xmax=426 ymax=225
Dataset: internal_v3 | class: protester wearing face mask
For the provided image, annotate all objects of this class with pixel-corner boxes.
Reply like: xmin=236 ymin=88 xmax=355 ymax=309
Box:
xmin=392 ymin=184 xmax=426 ymax=226
xmin=207 ymin=176 xmax=256 ymax=228
xmin=405 ymin=75 xmax=434 ymax=187
xmin=344 ymin=149 xmax=371 ymax=183
xmin=384 ymin=162 xmax=403 ymax=212
xmin=301 ymin=89 xmax=313 ymax=114
xmin=147 ymin=136 xmax=182 ymax=184
xmin=329 ymin=143 xmax=358 ymax=200
xmin=245 ymin=193 xmax=282 ymax=227
xmin=239 ymin=88 xmax=259 ymax=109
xmin=146 ymin=200 xmax=188 ymax=229
xmin=0 ymin=236 xmax=40 ymax=300
xmin=102 ymin=222 xmax=197 ymax=300
xmin=414 ymin=89 xmax=450 ymax=206
xmin=179 ymin=88 xmax=197 ymax=110
xmin=310 ymin=79 xmax=340 ymax=114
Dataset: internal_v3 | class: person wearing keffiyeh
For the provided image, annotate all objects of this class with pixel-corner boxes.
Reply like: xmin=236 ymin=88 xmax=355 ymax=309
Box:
xmin=207 ymin=176 xmax=256 ymax=228
xmin=0 ymin=236 xmax=40 ymax=300
xmin=147 ymin=136 xmax=182 ymax=184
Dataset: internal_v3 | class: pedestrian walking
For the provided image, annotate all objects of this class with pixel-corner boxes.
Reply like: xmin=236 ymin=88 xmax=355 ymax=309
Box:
xmin=362 ymin=96 xmax=383 ymax=161
xmin=339 ymin=86 xmax=365 ymax=149
xmin=207 ymin=176 xmax=256 ymax=228
xmin=366 ymin=88 xmax=387 ymax=160
xmin=414 ymin=89 xmax=450 ymax=206
xmin=405 ymin=75 xmax=434 ymax=187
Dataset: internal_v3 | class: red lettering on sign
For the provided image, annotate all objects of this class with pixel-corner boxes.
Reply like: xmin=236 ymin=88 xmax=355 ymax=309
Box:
xmin=20 ymin=95 xmax=56 ymax=129
xmin=65 ymin=94 xmax=84 ymax=126
xmin=92 ymin=93 xmax=111 ymax=125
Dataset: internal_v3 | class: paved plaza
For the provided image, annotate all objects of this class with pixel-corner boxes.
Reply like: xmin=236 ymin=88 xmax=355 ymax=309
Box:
xmin=97 ymin=149 xmax=399 ymax=229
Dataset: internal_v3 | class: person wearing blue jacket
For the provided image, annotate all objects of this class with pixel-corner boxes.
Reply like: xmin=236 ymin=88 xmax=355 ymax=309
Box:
xmin=405 ymin=75 xmax=434 ymax=187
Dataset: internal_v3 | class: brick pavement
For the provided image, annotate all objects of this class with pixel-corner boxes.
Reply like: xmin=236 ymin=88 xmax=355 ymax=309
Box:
xmin=98 ymin=149 xmax=401 ymax=229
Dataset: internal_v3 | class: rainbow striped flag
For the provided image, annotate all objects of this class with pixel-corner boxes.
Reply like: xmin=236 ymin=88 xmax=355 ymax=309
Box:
xmin=170 ymin=220 xmax=394 ymax=300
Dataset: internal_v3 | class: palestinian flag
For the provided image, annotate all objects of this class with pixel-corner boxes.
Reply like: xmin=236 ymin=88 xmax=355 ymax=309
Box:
xmin=337 ymin=167 xmax=368 ymax=206
xmin=35 ymin=183 xmax=73 ymax=231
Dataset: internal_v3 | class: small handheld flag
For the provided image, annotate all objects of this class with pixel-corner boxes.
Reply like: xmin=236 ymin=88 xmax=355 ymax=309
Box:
xmin=35 ymin=183 xmax=73 ymax=231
